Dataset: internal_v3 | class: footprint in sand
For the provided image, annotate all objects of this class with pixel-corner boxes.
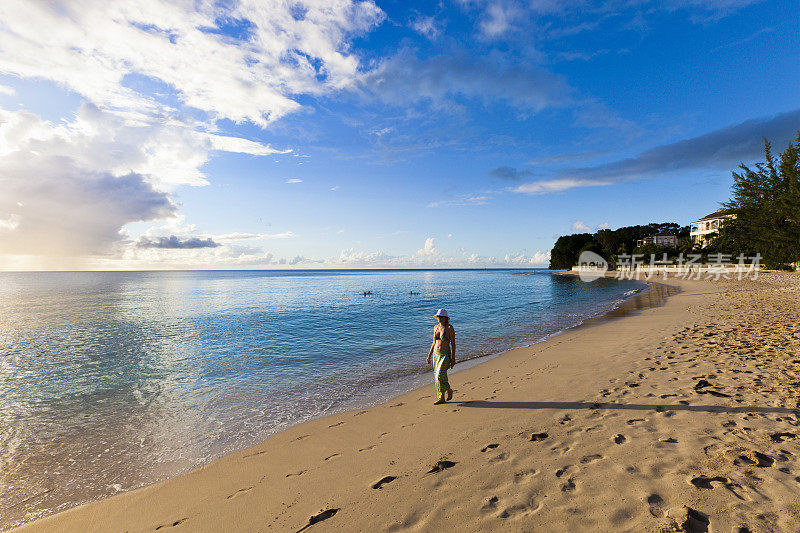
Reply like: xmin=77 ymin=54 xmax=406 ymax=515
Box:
xmin=328 ymin=421 xmax=345 ymax=428
xmin=155 ymin=518 xmax=187 ymax=530
xmin=372 ymin=476 xmax=396 ymax=489
xmin=324 ymin=453 xmax=340 ymax=461
xmin=580 ymin=454 xmax=603 ymax=464
xmin=481 ymin=443 xmax=499 ymax=452
xmin=498 ymin=502 xmax=541 ymax=519
xmin=480 ymin=496 xmax=499 ymax=514
xmin=286 ymin=470 xmax=306 ymax=478
xmin=626 ymin=418 xmax=646 ymax=425
xmin=427 ymin=460 xmax=457 ymax=474
xmin=297 ymin=509 xmax=339 ymax=532
xmin=665 ymin=506 xmax=709 ymax=533
xmin=613 ymin=434 xmax=627 ymax=444
xmin=771 ymin=432 xmax=797 ymax=443
xmin=560 ymin=478 xmax=576 ymax=492
xmin=647 ymin=494 xmax=664 ymax=517
xmin=735 ymin=451 xmax=774 ymax=467
xmin=244 ymin=450 xmax=266 ymax=458
xmin=690 ymin=475 xmax=729 ymax=489
xmin=226 ymin=486 xmax=253 ymax=499
xmin=696 ymin=389 xmax=731 ymax=398
xmin=513 ymin=469 xmax=539 ymax=483
xmin=529 ymin=432 xmax=549 ymax=442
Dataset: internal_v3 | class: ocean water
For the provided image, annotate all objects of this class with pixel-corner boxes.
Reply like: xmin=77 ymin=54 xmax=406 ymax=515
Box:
xmin=0 ymin=269 xmax=644 ymax=529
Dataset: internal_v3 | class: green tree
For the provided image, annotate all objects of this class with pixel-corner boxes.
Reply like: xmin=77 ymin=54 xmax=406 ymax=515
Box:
xmin=548 ymin=233 xmax=595 ymax=269
xmin=716 ymin=133 xmax=800 ymax=269
xmin=548 ymin=223 xmax=686 ymax=269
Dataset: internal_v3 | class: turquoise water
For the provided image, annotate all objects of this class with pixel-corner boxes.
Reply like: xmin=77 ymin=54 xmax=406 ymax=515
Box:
xmin=0 ymin=269 xmax=643 ymax=528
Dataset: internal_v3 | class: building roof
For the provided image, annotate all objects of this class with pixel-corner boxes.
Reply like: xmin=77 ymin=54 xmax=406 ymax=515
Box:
xmin=696 ymin=208 xmax=736 ymax=222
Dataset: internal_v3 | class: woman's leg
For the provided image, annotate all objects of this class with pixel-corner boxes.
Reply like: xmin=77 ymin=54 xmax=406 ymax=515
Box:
xmin=433 ymin=352 xmax=450 ymax=404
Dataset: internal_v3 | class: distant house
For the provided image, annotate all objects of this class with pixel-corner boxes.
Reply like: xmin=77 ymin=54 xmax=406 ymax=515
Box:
xmin=690 ymin=209 xmax=736 ymax=246
xmin=636 ymin=234 xmax=679 ymax=248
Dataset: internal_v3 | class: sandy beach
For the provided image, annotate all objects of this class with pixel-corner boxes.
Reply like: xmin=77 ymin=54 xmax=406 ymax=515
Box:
xmin=13 ymin=273 xmax=800 ymax=532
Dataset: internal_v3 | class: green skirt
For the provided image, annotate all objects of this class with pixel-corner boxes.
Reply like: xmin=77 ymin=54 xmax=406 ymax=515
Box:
xmin=433 ymin=349 xmax=451 ymax=397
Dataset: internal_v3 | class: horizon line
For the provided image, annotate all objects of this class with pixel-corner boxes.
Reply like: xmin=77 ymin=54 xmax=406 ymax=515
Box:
xmin=0 ymin=266 xmax=553 ymax=273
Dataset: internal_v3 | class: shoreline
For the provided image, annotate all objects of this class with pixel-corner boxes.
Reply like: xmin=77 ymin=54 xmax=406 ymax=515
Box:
xmin=4 ymin=273 xmax=648 ymax=531
xmin=14 ymin=275 xmax=800 ymax=532
xmin=7 ymin=276 xmax=672 ymax=532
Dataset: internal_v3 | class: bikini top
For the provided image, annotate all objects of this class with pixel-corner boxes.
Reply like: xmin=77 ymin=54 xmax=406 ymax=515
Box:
xmin=434 ymin=326 xmax=449 ymax=341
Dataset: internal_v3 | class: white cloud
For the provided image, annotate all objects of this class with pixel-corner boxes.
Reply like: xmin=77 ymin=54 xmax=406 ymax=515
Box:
xmin=409 ymin=15 xmax=442 ymax=39
xmin=206 ymin=134 xmax=289 ymax=156
xmin=103 ymin=243 xmax=276 ymax=270
xmin=571 ymin=220 xmax=611 ymax=233
xmin=0 ymin=104 xmax=285 ymax=191
xmin=428 ymin=194 xmax=491 ymax=208
xmin=0 ymin=102 xmax=299 ymax=260
xmin=0 ymin=84 xmax=14 ymax=96
xmin=0 ymin=1 xmax=385 ymax=126
xmin=478 ymin=2 xmax=521 ymax=39
xmin=416 ymin=237 xmax=439 ymax=256
xmin=0 ymin=213 xmax=20 ymax=232
xmin=285 ymin=178 xmax=303 ymax=184
xmin=511 ymin=178 xmax=613 ymax=195
xmin=504 ymin=251 xmax=550 ymax=266
xmin=0 ymin=106 xmax=185 ymax=256
xmin=216 ymin=231 xmax=295 ymax=240
xmin=571 ymin=220 xmax=593 ymax=232
xmin=0 ymin=151 xmax=174 ymax=256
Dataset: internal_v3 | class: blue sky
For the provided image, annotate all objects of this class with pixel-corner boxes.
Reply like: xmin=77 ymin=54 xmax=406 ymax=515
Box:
xmin=0 ymin=0 xmax=797 ymax=269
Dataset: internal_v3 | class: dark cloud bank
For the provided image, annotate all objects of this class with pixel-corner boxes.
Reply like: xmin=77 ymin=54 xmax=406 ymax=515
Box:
xmin=499 ymin=108 xmax=800 ymax=190
xmin=136 ymin=235 xmax=220 ymax=249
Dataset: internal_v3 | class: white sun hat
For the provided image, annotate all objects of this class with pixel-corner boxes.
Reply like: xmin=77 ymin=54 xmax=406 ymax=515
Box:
xmin=434 ymin=309 xmax=449 ymax=318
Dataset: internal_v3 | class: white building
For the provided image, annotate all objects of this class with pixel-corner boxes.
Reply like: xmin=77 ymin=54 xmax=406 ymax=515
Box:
xmin=636 ymin=234 xmax=679 ymax=248
xmin=690 ymin=209 xmax=736 ymax=246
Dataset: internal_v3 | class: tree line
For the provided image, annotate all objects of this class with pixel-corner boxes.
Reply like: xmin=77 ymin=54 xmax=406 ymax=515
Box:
xmin=548 ymin=223 xmax=689 ymax=270
xmin=549 ymin=132 xmax=800 ymax=270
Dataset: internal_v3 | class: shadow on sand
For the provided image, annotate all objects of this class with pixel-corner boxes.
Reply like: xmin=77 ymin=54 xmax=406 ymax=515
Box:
xmin=457 ymin=400 xmax=799 ymax=415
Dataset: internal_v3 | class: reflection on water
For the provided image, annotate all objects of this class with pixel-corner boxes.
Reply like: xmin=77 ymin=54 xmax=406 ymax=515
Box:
xmin=0 ymin=270 xmax=643 ymax=529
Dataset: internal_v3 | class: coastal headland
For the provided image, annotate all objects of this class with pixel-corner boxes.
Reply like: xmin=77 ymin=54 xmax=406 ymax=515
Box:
xmin=14 ymin=273 xmax=800 ymax=532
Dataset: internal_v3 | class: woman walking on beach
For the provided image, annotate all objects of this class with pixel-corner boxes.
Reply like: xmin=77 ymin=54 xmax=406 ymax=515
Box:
xmin=427 ymin=309 xmax=456 ymax=405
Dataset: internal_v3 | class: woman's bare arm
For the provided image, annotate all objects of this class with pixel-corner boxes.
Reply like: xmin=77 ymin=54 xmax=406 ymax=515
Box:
xmin=426 ymin=330 xmax=435 ymax=364
xmin=449 ymin=325 xmax=456 ymax=367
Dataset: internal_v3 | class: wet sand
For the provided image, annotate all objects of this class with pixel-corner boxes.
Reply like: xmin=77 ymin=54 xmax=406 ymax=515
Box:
xmin=13 ymin=274 xmax=800 ymax=532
